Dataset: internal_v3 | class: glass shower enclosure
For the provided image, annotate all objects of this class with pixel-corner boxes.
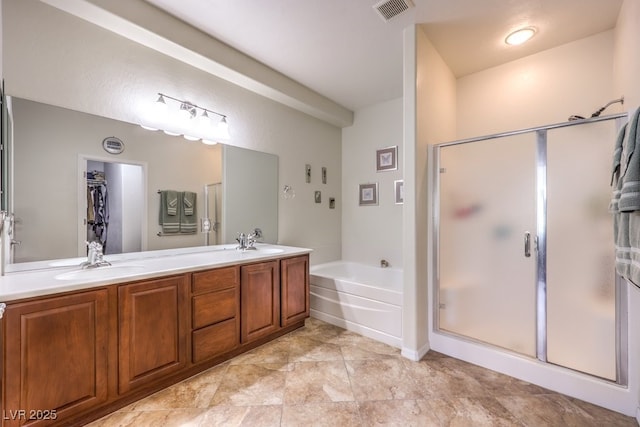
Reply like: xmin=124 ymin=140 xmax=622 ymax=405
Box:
xmin=434 ymin=113 xmax=627 ymax=382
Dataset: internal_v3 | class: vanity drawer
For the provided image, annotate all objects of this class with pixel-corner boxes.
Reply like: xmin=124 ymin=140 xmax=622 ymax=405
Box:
xmin=192 ymin=266 xmax=239 ymax=294
xmin=192 ymin=318 xmax=238 ymax=363
xmin=192 ymin=288 xmax=237 ymax=329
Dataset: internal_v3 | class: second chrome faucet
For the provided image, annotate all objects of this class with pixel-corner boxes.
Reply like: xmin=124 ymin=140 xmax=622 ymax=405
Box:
xmin=81 ymin=241 xmax=111 ymax=269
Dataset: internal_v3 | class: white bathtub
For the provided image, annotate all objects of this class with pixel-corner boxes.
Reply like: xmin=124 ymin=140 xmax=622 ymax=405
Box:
xmin=310 ymin=261 xmax=403 ymax=348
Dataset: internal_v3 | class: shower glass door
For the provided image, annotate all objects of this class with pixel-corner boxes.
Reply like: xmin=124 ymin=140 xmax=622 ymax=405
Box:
xmin=546 ymin=121 xmax=617 ymax=380
xmin=436 ymin=116 xmax=624 ymax=381
xmin=437 ymin=134 xmax=537 ymax=357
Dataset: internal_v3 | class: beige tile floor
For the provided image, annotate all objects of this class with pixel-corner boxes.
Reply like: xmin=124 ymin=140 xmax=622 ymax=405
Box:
xmin=88 ymin=318 xmax=637 ymax=426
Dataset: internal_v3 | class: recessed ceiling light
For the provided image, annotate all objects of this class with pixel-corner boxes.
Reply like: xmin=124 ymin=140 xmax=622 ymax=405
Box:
xmin=505 ymin=27 xmax=536 ymax=46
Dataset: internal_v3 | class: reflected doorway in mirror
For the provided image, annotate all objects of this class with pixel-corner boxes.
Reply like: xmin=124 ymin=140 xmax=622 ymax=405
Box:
xmin=80 ymin=156 xmax=147 ymax=257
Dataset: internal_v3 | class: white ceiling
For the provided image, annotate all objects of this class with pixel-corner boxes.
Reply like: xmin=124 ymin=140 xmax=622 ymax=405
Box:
xmin=144 ymin=0 xmax=623 ymax=112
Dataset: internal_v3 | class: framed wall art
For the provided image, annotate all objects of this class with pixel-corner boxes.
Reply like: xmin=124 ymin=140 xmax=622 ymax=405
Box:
xmin=376 ymin=146 xmax=397 ymax=172
xmin=358 ymin=183 xmax=378 ymax=206
xmin=305 ymin=164 xmax=311 ymax=183
xmin=394 ymin=180 xmax=404 ymax=204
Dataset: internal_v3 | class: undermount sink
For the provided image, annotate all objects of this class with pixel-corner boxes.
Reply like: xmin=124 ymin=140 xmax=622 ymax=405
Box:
xmin=54 ymin=265 xmax=145 ymax=281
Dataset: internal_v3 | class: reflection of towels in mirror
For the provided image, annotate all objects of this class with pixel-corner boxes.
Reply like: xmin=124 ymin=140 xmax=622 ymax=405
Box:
xmin=167 ymin=190 xmax=178 ymax=216
xmin=183 ymin=192 xmax=195 ymax=216
xmin=159 ymin=190 xmax=180 ymax=234
xmin=180 ymin=191 xmax=197 ymax=234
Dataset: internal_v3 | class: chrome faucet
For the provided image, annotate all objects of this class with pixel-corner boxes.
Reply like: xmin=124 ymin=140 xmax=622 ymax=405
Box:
xmin=80 ymin=241 xmax=111 ymax=269
xmin=236 ymin=228 xmax=262 ymax=251
xmin=236 ymin=233 xmax=249 ymax=251
xmin=380 ymin=259 xmax=390 ymax=268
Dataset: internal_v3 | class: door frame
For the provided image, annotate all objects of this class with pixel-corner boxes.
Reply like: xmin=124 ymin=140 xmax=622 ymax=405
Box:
xmin=77 ymin=155 xmax=148 ymax=257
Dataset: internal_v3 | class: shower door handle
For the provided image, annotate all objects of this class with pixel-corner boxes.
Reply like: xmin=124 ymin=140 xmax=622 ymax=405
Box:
xmin=524 ymin=232 xmax=531 ymax=257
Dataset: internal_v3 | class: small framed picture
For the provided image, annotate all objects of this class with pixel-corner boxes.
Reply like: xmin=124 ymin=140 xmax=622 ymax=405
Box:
xmin=315 ymin=191 xmax=322 ymax=203
xmin=394 ymin=180 xmax=404 ymax=204
xmin=376 ymin=146 xmax=397 ymax=172
xmin=359 ymin=183 xmax=378 ymax=206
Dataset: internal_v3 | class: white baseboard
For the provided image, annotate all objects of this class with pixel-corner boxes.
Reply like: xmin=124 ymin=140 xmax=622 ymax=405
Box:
xmin=401 ymin=341 xmax=430 ymax=361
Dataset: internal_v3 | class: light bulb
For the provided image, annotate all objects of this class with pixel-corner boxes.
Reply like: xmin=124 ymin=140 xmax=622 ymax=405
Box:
xmin=505 ymin=27 xmax=536 ymax=46
xmin=197 ymin=110 xmax=212 ymax=134
xmin=152 ymin=94 xmax=168 ymax=122
xmin=155 ymin=94 xmax=167 ymax=109
xmin=216 ymin=116 xmax=230 ymax=140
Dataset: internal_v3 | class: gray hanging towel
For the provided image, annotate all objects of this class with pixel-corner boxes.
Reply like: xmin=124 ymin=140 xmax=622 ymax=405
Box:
xmin=612 ymin=106 xmax=640 ymax=289
xmin=180 ymin=191 xmax=197 ymax=234
xmin=159 ymin=190 xmax=180 ymax=234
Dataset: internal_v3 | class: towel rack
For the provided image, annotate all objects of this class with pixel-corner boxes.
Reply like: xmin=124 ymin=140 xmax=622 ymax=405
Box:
xmin=157 ymin=231 xmax=186 ymax=237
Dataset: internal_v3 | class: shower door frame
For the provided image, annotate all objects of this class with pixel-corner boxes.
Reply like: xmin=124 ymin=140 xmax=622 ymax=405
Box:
xmin=432 ymin=112 xmax=629 ymax=385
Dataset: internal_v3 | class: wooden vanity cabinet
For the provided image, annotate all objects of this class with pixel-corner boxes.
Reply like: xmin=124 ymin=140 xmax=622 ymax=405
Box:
xmin=3 ymin=289 xmax=109 ymax=427
xmin=117 ymin=275 xmax=189 ymax=394
xmin=1 ymin=252 xmax=310 ymax=426
xmin=240 ymin=260 xmax=280 ymax=343
xmin=191 ymin=266 xmax=240 ymax=363
xmin=280 ymin=255 xmax=310 ymax=327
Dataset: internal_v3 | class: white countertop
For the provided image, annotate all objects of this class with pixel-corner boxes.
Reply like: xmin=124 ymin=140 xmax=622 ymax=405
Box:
xmin=0 ymin=244 xmax=312 ymax=302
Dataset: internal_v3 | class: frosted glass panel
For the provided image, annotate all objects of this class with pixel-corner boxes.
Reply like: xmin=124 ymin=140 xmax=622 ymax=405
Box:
xmin=438 ymin=135 xmax=537 ymax=356
xmin=546 ymin=121 xmax=617 ymax=380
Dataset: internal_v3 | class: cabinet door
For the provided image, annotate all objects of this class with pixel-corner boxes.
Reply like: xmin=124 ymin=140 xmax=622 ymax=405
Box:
xmin=118 ymin=275 xmax=188 ymax=394
xmin=240 ymin=261 xmax=280 ymax=343
xmin=281 ymin=255 xmax=310 ymax=327
xmin=4 ymin=290 xmax=109 ymax=427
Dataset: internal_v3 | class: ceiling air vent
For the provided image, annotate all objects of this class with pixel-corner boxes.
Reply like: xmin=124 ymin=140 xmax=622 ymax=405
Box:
xmin=373 ymin=0 xmax=414 ymax=22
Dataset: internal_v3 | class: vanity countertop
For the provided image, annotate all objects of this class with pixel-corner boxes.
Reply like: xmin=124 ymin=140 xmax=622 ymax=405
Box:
xmin=0 ymin=244 xmax=312 ymax=302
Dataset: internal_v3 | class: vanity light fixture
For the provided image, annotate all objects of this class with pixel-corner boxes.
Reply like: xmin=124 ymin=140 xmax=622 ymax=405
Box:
xmin=505 ymin=27 xmax=536 ymax=46
xmin=141 ymin=93 xmax=230 ymax=144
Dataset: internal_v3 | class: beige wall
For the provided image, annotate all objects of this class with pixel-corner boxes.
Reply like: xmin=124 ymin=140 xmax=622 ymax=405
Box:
xmin=614 ymin=0 xmax=640 ymax=109
xmin=457 ymin=30 xmax=617 ymax=138
xmin=341 ymin=97 xmax=403 ymax=268
xmin=3 ymin=0 xmax=342 ymax=264
xmin=401 ymin=25 xmax=456 ymax=359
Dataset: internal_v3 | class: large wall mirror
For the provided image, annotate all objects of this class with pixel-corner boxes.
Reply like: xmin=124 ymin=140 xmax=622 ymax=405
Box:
xmin=6 ymin=97 xmax=278 ymax=270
